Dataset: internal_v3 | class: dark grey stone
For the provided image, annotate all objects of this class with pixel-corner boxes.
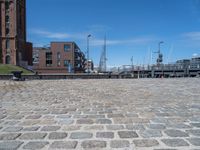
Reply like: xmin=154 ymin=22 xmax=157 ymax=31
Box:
xmin=110 ymin=140 xmax=130 ymax=148
xmin=0 ymin=133 xmax=21 ymax=140
xmin=50 ymin=141 xmax=78 ymax=149
xmin=23 ymin=141 xmax=49 ymax=149
xmin=161 ymin=139 xmax=189 ymax=147
xmin=48 ymin=132 xmax=68 ymax=139
xmin=96 ymin=119 xmax=112 ymax=124
xmin=96 ymin=132 xmax=114 ymax=138
xmin=3 ymin=126 xmax=23 ymax=132
xmin=0 ymin=141 xmax=23 ymax=150
xmin=70 ymin=132 xmax=93 ymax=139
xmin=187 ymin=138 xmax=200 ymax=146
xmin=133 ymin=139 xmax=159 ymax=147
xmin=76 ymin=119 xmax=94 ymax=124
xmin=81 ymin=140 xmax=106 ymax=149
xmin=41 ymin=126 xmax=60 ymax=131
xmin=19 ymin=133 xmax=47 ymax=140
xmin=118 ymin=131 xmax=138 ymax=138
xmin=164 ymin=129 xmax=189 ymax=137
xmin=140 ymin=130 xmax=162 ymax=138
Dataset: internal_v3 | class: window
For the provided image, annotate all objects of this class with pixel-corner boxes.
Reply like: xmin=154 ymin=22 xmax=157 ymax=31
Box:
xmin=5 ymin=1 xmax=10 ymax=10
xmin=64 ymin=60 xmax=70 ymax=67
xmin=46 ymin=52 xmax=52 ymax=67
xmin=5 ymin=15 xmax=9 ymax=23
xmin=6 ymin=28 xmax=9 ymax=35
xmin=64 ymin=45 xmax=70 ymax=52
xmin=6 ymin=40 xmax=10 ymax=49
xmin=57 ymin=52 xmax=61 ymax=60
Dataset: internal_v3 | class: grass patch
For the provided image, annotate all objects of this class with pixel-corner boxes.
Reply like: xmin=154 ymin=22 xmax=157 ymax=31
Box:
xmin=0 ymin=64 xmax=33 ymax=75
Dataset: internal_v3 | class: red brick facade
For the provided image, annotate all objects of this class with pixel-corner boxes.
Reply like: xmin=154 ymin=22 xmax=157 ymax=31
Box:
xmin=0 ymin=0 xmax=32 ymax=66
xmin=34 ymin=42 xmax=86 ymax=74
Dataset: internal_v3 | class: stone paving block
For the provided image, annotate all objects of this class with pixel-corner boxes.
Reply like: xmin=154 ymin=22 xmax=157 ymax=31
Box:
xmin=50 ymin=141 xmax=78 ymax=149
xmin=0 ymin=133 xmax=21 ymax=140
xmin=0 ymin=115 xmax=6 ymax=119
xmin=164 ymin=129 xmax=189 ymax=137
xmin=86 ymin=115 xmax=105 ymax=118
xmin=23 ymin=141 xmax=49 ymax=149
xmin=186 ymin=129 xmax=200 ymax=136
xmin=23 ymin=126 xmax=40 ymax=131
xmin=7 ymin=115 xmax=24 ymax=120
xmin=84 ymin=125 xmax=104 ymax=130
xmin=81 ymin=140 xmax=106 ymax=149
xmin=25 ymin=115 xmax=42 ymax=119
xmin=190 ymin=123 xmax=200 ymax=128
xmin=3 ymin=126 xmax=23 ymax=132
xmin=106 ymin=125 xmax=124 ymax=130
xmin=70 ymin=132 xmax=93 ymax=139
xmin=76 ymin=119 xmax=94 ymax=124
xmin=107 ymin=114 xmax=124 ymax=118
xmin=167 ymin=123 xmax=191 ymax=129
xmin=126 ymin=124 xmax=145 ymax=130
xmin=133 ymin=139 xmax=159 ymax=147
xmin=118 ymin=131 xmax=138 ymax=138
xmin=62 ymin=125 xmax=81 ymax=131
xmin=96 ymin=118 xmax=112 ymax=124
xmin=96 ymin=132 xmax=114 ymax=138
xmin=161 ymin=139 xmax=189 ymax=147
xmin=41 ymin=126 xmax=60 ymax=131
xmin=19 ymin=133 xmax=47 ymax=140
xmin=0 ymin=141 xmax=23 ymax=150
xmin=187 ymin=138 xmax=200 ymax=146
xmin=147 ymin=124 xmax=166 ymax=130
xmin=57 ymin=119 xmax=74 ymax=125
xmin=110 ymin=140 xmax=130 ymax=148
xmin=48 ymin=132 xmax=68 ymax=139
xmin=140 ymin=130 xmax=162 ymax=138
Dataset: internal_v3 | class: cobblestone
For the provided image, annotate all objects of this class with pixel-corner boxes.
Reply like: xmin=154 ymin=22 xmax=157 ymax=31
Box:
xmin=50 ymin=141 xmax=78 ymax=149
xmin=133 ymin=139 xmax=159 ymax=147
xmin=110 ymin=140 xmax=130 ymax=148
xmin=187 ymin=138 xmax=200 ymax=146
xmin=0 ymin=141 xmax=23 ymax=150
xmin=70 ymin=132 xmax=93 ymax=139
xmin=48 ymin=132 xmax=68 ymax=139
xmin=118 ymin=131 xmax=138 ymax=138
xmin=96 ymin=132 xmax=114 ymax=138
xmin=81 ymin=140 xmax=106 ymax=149
xmin=161 ymin=139 xmax=189 ymax=147
xmin=0 ymin=133 xmax=21 ymax=140
xmin=23 ymin=141 xmax=49 ymax=149
xmin=0 ymin=79 xmax=200 ymax=149
xmin=19 ymin=133 xmax=47 ymax=140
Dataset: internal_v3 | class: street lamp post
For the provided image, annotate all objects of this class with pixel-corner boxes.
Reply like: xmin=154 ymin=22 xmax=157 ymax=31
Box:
xmin=87 ymin=34 xmax=91 ymax=73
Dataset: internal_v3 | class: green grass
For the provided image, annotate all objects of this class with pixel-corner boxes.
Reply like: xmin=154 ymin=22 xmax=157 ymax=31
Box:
xmin=0 ymin=64 xmax=33 ymax=75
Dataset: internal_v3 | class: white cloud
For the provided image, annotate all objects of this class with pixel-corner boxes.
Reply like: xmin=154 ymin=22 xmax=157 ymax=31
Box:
xmin=91 ymin=36 xmax=158 ymax=46
xmin=182 ymin=32 xmax=200 ymax=41
xmin=30 ymin=29 xmax=86 ymax=39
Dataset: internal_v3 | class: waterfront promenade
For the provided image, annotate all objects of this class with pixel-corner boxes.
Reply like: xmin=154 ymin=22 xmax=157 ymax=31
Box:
xmin=0 ymin=79 xmax=200 ymax=150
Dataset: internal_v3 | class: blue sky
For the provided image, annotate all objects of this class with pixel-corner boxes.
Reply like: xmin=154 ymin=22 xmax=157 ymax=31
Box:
xmin=27 ymin=0 xmax=200 ymax=67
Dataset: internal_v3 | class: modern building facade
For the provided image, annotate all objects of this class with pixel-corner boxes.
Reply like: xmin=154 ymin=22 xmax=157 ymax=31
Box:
xmin=0 ymin=0 xmax=32 ymax=66
xmin=34 ymin=42 xmax=86 ymax=74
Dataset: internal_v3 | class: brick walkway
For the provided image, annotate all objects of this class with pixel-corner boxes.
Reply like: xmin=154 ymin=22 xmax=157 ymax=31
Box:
xmin=0 ymin=78 xmax=200 ymax=150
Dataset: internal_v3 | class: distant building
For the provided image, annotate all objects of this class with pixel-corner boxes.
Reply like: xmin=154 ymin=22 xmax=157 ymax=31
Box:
xmin=190 ymin=57 xmax=200 ymax=69
xmin=0 ymin=0 xmax=32 ymax=66
xmin=34 ymin=42 xmax=86 ymax=74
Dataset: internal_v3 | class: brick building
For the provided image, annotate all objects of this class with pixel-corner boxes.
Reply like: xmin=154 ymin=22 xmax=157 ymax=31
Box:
xmin=34 ymin=42 xmax=86 ymax=74
xmin=0 ymin=0 xmax=32 ymax=66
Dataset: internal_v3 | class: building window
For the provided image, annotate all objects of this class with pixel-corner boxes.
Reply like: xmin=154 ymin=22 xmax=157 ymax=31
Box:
xmin=64 ymin=45 xmax=70 ymax=52
xmin=6 ymin=40 xmax=10 ymax=49
xmin=5 ymin=1 xmax=10 ymax=10
xmin=46 ymin=52 xmax=52 ymax=67
xmin=64 ymin=60 xmax=70 ymax=67
xmin=5 ymin=15 xmax=9 ymax=23
xmin=57 ymin=52 xmax=61 ymax=59
xmin=6 ymin=28 xmax=9 ymax=35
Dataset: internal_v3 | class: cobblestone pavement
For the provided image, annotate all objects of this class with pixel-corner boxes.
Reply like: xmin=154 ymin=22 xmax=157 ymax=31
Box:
xmin=0 ymin=78 xmax=200 ymax=150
